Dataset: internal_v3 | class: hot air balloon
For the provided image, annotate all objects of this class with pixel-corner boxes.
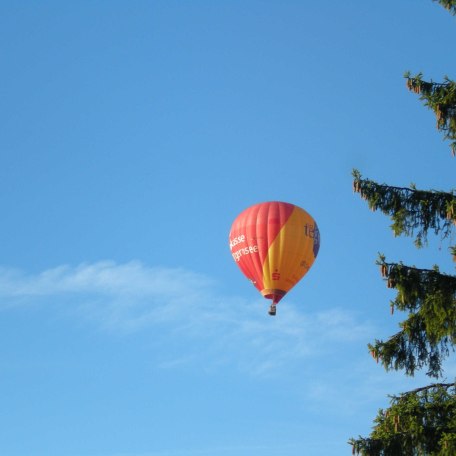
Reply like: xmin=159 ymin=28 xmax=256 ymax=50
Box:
xmin=229 ymin=201 xmax=320 ymax=316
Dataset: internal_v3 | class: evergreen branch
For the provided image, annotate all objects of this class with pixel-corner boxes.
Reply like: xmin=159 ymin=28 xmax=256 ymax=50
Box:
xmin=378 ymin=259 xmax=456 ymax=311
xmin=353 ymin=170 xmax=456 ymax=247
xmin=404 ymin=72 xmax=456 ymax=155
xmin=398 ymin=382 xmax=455 ymax=396
xmin=368 ymin=323 xmax=451 ymax=378
xmin=350 ymin=382 xmax=456 ymax=455
xmin=370 ymin=257 xmax=456 ymax=378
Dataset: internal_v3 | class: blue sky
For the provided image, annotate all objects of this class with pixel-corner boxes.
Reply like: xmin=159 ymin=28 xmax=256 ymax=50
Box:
xmin=1 ymin=1 xmax=455 ymax=455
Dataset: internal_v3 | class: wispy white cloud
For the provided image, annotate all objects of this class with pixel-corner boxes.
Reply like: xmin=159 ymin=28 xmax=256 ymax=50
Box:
xmin=0 ymin=261 xmax=212 ymax=299
xmin=0 ymin=261 xmax=212 ymax=330
xmin=0 ymin=261 xmax=374 ymax=376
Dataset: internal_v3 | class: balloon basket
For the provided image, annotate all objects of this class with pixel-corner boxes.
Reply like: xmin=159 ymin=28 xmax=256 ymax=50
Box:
xmin=268 ymin=304 xmax=277 ymax=316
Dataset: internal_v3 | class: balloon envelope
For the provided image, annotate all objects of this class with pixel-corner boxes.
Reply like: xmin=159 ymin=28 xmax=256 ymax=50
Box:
xmin=229 ymin=201 xmax=320 ymax=311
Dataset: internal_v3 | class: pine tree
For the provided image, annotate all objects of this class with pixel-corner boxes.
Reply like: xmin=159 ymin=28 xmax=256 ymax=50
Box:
xmin=349 ymin=1 xmax=456 ymax=454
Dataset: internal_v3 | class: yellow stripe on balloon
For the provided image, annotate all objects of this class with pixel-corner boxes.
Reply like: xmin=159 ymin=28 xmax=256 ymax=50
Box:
xmin=262 ymin=206 xmax=316 ymax=294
